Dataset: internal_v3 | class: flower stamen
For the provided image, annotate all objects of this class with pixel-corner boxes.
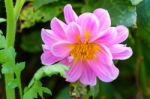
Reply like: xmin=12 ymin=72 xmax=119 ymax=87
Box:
xmin=70 ymin=43 xmax=100 ymax=61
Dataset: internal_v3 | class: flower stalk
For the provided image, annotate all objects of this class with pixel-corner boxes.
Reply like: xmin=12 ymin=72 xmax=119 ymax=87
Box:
xmin=4 ymin=0 xmax=16 ymax=98
xmin=69 ymin=82 xmax=89 ymax=99
xmin=135 ymin=34 xmax=149 ymax=98
xmin=4 ymin=0 xmax=25 ymax=99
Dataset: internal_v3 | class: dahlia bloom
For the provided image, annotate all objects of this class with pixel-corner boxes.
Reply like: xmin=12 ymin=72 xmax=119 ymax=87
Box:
xmin=41 ymin=4 xmax=132 ymax=86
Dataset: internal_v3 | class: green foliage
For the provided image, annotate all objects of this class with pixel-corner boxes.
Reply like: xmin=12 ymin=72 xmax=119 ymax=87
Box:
xmin=137 ymin=0 xmax=150 ymax=46
xmin=21 ymin=31 xmax=42 ymax=53
xmin=7 ymin=79 xmax=18 ymax=89
xmin=0 ymin=32 xmax=25 ymax=97
xmin=130 ymin=0 xmax=143 ymax=5
xmin=82 ymin=0 xmax=137 ymax=27
xmin=0 ymin=48 xmax=15 ymax=64
xmin=55 ymin=87 xmax=71 ymax=99
xmin=0 ymin=32 xmax=6 ymax=49
xmin=23 ymin=64 xmax=68 ymax=99
xmin=1 ymin=62 xmax=14 ymax=74
xmin=33 ymin=0 xmax=59 ymax=9
xmin=23 ymin=81 xmax=51 ymax=99
xmin=14 ymin=62 xmax=25 ymax=75
xmin=19 ymin=4 xmax=61 ymax=30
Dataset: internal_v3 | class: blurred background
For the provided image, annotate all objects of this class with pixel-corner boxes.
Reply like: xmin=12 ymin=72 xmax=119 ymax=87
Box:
xmin=0 ymin=0 xmax=150 ymax=99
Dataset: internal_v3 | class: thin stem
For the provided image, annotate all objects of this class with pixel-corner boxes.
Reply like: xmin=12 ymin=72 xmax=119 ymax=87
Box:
xmin=14 ymin=0 xmax=26 ymax=20
xmin=135 ymin=36 xmax=149 ymax=98
xmin=17 ymin=74 xmax=23 ymax=99
xmin=14 ymin=1 xmax=25 ymax=98
xmin=69 ymin=82 xmax=88 ymax=99
xmin=4 ymin=0 xmax=16 ymax=98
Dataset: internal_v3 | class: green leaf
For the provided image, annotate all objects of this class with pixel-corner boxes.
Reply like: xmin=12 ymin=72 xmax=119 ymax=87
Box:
xmin=0 ymin=32 xmax=6 ymax=49
xmin=82 ymin=0 xmax=137 ymax=27
xmin=23 ymin=64 xmax=68 ymax=99
xmin=14 ymin=62 xmax=25 ymax=74
xmin=33 ymin=64 xmax=69 ymax=81
xmin=7 ymin=79 xmax=18 ymax=89
xmin=0 ymin=48 xmax=16 ymax=64
xmin=42 ymin=87 xmax=52 ymax=95
xmin=19 ymin=4 xmax=61 ymax=29
xmin=23 ymin=81 xmax=51 ymax=99
xmin=33 ymin=0 xmax=59 ymax=9
xmin=0 ymin=18 xmax=6 ymax=23
xmin=130 ymin=0 xmax=143 ymax=5
xmin=137 ymin=0 xmax=150 ymax=46
xmin=21 ymin=31 xmax=42 ymax=53
xmin=1 ymin=62 xmax=14 ymax=74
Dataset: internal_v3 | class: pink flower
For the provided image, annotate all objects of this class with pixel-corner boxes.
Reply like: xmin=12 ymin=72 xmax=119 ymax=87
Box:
xmin=41 ymin=4 xmax=133 ymax=86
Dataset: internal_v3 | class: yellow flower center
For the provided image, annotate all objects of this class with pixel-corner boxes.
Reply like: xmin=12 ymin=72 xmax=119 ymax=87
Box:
xmin=69 ymin=43 xmax=100 ymax=61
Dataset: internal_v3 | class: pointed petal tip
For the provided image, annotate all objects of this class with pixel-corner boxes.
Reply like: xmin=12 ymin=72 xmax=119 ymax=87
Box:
xmin=64 ymin=4 xmax=78 ymax=24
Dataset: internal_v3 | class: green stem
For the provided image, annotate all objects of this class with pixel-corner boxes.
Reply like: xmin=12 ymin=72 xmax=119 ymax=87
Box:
xmin=17 ymin=74 xmax=23 ymax=99
xmin=4 ymin=0 xmax=16 ymax=98
xmin=5 ymin=0 xmax=16 ymax=47
xmin=135 ymin=37 xmax=149 ymax=98
xmin=4 ymin=0 xmax=25 ymax=99
xmin=69 ymin=82 xmax=88 ymax=99
xmin=14 ymin=0 xmax=25 ymax=20
xmin=14 ymin=1 xmax=25 ymax=98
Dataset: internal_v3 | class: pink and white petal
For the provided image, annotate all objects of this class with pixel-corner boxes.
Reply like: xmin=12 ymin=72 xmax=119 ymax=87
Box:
xmin=77 ymin=13 xmax=99 ymax=41
xmin=51 ymin=41 xmax=72 ymax=57
xmin=66 ymin=61 xmax=83 ymax=82
xmin=42 ymin=44 xmax=51 ymax=52
xmin=96 ymin=27 xmax=117 ymax=45
xmin=64 ymin=4 xmax=78 ymax=24
xmin=50 ymin=17 xmax=67 ymax=39
xmin=66 ymin=22 xmax=84 ymax=43
xmin=80 ymin=64 xmax=97 ymax=86
xmin=59 ymin=56 xmax=73 ymax=66
xmin=41 ymin=51 xmax=62 ymax=65
xmin=109 ymin=44 xmax=133 ymax=60
xmin=93 ymin=8 xmax=111 ymax=31
xmin=88 ymin=61 xmax=119 ymax=82
xmin=97 ymin=44 xmax=113 ymax=65
xmin=41 ymin=29 xmax=59 ymax=46
xmin=114 ymin=25 xmax=129 ymax=44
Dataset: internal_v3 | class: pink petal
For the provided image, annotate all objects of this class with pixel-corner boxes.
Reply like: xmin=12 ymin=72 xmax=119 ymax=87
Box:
xmin=77 ymin=13 xmax=99 ymax=41
xmin=51 ymin=41 xmax=72 ymax=57
xmin=66 ymin=61 xmax=83 ymax=82
xmin=64 ymin=4 xmax=78 ymax=24
xmin=42 ymin=44 xmax=50 ymax=52
xmin=97 ymin=44 xmax=113 ymax=65
xmin=66 ymin=22 xmax=84 ymax=43
xmin=93 ymin=8 xmax=111 ymax=31
xmin=60 ymin=56 xmax=73 ymax=65
xmin=80 ymin=63 xmax=96 ymax=86
xmin=41 ymin=50 xmax=62 ymax=65
xmin=109 ymin=44 xmax=133 ymax=60
xmin=96 ymin=27 xmax=117 ymax=45
xmin=88 ymin=60 xmax=119 ymax=82
xmin=50 ymin=17 xmax=67 ymax=39
xmin=41 ymin=29 xmax=59 ymax=46
xmin=114 ymin=25 xmax=129 ymax=44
